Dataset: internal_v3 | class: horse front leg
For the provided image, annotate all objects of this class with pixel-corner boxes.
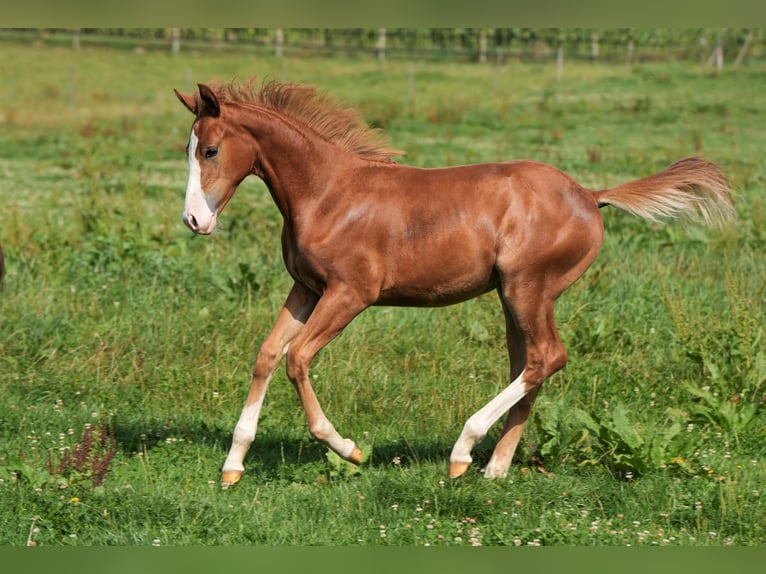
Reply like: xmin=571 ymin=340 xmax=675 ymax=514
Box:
xmin=221 ymin=283 xmax=317 ymax=488
xmin=283 ymin=283 xmax=368 ymax=465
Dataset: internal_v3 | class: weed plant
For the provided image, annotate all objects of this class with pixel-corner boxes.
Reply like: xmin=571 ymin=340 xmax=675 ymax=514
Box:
xmin=0 ymin=43 xmax=764 ymax=545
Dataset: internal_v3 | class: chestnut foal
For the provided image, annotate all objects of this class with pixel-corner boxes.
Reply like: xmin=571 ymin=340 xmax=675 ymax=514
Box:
xmin=175 ymin=80 xmax=734 ymax=487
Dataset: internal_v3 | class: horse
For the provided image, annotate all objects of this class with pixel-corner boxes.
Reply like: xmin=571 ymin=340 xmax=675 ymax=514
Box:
xmin=174 ymin=79 xmax=734 ymax=487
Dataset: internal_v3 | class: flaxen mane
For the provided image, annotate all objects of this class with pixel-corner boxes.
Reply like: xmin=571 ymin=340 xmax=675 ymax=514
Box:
xmin=211 ymin=79 xmax=403 ymax=162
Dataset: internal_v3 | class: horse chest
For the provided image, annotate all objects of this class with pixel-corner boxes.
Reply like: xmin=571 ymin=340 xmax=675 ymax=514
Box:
xmin=281 ymin=231 xmax=332 ymax=295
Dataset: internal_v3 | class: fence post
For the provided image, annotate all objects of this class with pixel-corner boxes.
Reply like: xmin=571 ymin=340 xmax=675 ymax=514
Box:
xmin=706 ymin=29 xmax=725 ymax=71
xmin=72 ymin=28 xmax=80 ymax=50
xmin=479 ymin=29 xmax=488 ymax=63
xmin=275 ymin=28 xmax=284 ymax=58
xmin=734 ymin=31 xmax=753 ymax=66
xmin=377 ymin=28 xmax=386 ymax=60
xmin=171 ymin=28 xmax=181 ymax=55
xmin=556 ymin=41 xmax=564 ymax=81
xmin=591 ymin=33 xmax=599 ymax=60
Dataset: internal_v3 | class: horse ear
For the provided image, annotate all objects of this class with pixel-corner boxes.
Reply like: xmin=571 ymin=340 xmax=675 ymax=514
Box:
xmin=174 ymin=88 xmax=197 ymax=115
xmin=197 ymin=83 xmax=221 ymax=118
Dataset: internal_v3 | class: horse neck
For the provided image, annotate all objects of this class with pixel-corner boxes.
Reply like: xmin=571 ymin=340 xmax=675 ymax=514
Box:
xmin=235 ymin=104 xmax=345 ymax=221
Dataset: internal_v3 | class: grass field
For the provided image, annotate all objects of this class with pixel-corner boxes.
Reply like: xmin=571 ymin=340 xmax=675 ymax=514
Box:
xmin=0 ymin=41 xmax=764 ymax=546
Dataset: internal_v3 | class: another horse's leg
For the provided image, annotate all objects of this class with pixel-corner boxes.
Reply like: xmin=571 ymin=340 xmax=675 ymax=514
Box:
xmin=449 ymin=288 xmax=567 ymax=479
xmin=284 ymin=284 xmax=367 ymax=464
xmin=221 ymin=283 xmax=318 ymax=488
xmin=483 ymin=297 xmax=538 ymax=479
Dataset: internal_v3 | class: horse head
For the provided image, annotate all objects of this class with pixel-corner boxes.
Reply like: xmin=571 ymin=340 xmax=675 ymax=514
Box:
xmin=175 ymin=84 xmax=253 ymax=235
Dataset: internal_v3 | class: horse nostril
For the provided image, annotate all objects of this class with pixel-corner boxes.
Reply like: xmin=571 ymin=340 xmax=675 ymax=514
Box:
xmin=187 ymin=213 xmax=199 ymax=231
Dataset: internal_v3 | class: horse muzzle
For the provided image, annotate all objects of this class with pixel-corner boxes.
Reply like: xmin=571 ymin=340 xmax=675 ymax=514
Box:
xmin=183 ymin=207 xmax=217 ymax=235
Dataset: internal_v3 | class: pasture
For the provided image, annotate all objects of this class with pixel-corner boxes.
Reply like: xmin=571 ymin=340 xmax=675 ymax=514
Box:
xmin=0 ymin=40 xmax=764 ymax=546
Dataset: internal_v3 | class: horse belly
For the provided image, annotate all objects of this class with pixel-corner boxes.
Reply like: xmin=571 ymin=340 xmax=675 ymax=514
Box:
xmin=377 ymin=230 xmax=499 ymax=307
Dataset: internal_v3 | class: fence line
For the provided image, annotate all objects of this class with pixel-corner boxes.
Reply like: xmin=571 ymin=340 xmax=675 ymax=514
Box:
xmin=1 ymin=28 xmax=763 ymax=68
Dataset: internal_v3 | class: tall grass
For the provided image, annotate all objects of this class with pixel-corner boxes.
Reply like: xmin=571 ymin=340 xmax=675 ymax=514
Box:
xmin=0 ymin=42 xmax=764 ymax=546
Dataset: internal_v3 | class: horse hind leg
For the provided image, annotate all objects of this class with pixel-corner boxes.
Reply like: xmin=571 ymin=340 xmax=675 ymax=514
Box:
xmin=484 ymin=387 xmax=541 ymax=478
xmin=449 ymin=286 xmax=568 ymax=479
xmin=484 ymin=298 xmax=539 ymax=479
xmin=465 ymin=199 xmax=603 ymax=479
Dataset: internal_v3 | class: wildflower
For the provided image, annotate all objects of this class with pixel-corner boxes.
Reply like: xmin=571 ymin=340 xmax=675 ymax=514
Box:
xmin=70 ymin=497 xmax=80 ymax=504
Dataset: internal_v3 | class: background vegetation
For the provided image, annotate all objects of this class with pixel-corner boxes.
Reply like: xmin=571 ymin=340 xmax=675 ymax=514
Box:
xmin=0 ymin=31 xmax=764 ymax=546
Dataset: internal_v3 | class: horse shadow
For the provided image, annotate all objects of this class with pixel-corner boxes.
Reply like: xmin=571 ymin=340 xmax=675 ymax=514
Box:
xmin=108 ymin=418 xmax=495 ymax=481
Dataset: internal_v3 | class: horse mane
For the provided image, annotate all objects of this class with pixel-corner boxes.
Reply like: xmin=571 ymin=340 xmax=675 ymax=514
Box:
xmin=210 ymin=79 xmax=403 ymax=163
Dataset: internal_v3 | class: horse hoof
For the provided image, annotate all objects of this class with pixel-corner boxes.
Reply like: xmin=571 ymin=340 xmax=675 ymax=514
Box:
xmin=449 ymin=461 xmax=471 ymax=478
xmin=347 ymin=445 xmax=363 ymax=465
xmin=221 ymin=470 xmax=243 ymax=489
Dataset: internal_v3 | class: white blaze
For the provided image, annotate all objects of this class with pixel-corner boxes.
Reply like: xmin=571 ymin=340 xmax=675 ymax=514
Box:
xmin=183 ymin=129 xmax=218 ymax=234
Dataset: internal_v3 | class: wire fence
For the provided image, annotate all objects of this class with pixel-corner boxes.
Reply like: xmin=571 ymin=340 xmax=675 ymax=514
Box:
xmin=2 ymin=28 xmax=764 ymax=68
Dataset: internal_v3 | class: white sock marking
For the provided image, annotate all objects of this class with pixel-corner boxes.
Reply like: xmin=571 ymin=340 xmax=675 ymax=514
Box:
xmin=450 ymin=370 xmax=527 ymax=465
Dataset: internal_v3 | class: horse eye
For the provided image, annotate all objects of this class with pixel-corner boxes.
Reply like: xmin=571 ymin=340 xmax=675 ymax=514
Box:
xmin=204 ymin=147 xmax=218 ymax=159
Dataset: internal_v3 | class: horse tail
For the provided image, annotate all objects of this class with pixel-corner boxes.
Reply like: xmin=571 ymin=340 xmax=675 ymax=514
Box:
xmin=593 ymin=157 xmax=735 ymax=227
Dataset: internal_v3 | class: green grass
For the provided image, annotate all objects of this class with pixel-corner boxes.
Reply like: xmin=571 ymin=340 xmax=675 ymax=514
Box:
xmin=0 ymin=42 xmax=764 ymax=546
